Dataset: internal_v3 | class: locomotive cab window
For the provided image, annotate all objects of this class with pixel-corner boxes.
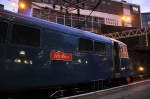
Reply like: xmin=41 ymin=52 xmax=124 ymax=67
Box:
xmin=0 ymin=21 xmax=8 ymax=43
xmin=94 ymin=41 xmax=106 ymax=54
xmin=79 ymin=38 xmax=93 ymax=52
xmin=120 ymin=44 xmax=128 ymax=58
xmin=12 ymin=24 xmax=40 ymax=47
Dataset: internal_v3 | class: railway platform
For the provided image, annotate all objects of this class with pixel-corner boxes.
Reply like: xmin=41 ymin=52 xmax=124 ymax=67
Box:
xmin=61 ymin=79 xmax=150 ymax=99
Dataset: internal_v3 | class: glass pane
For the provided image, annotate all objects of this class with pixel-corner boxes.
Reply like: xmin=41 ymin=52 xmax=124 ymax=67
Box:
xmin=80 ymin=15 xmax=85 ymax=21
xmin=57 ymin=17 xmax=64 ymax=25
xmin=79 ymin=38 xmax=93 ymax=52
xmin=65 ymin=19 xmax=71 ymax=27
xmin=0 ymin=21 xmax=7 ymax=43
xmin=12 ymin=24 xmax=40 ymax=47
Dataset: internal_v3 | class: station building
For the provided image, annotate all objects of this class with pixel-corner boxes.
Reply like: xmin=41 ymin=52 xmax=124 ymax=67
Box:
xmin=141 ymin=12 xmax=150 ymax=28
xmin=18 ymin=0 xmax=142 ymax=34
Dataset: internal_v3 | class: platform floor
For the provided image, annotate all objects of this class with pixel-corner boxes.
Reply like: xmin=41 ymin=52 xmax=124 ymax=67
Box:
xmin=61 ymin=79 xmax=150 ymax=99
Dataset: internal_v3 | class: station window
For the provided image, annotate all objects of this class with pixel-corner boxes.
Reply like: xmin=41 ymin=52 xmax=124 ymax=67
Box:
xmin=108 ymin=9 xmax=112 ymax=13
xmin=65 ymin=19 xmax=71 ymax=27
xmin=147 ymin=14 xmax=150 ymax=18
xmin=43 ymin=0 xmax=48 ymax=3
xmin=57 ymin=17 xmax=64 ymax=25
xmin=35 ymin=0 xmax=41 ymax=2
xmin=102 ymin=8 xmax=106 ymax=12
xmin=102 ymin=0 xmax=106 ymax=4
xmin=84 ymin=6 xmax=89 ymax=10
xmin=0 ymin=21 xmax=8 ymax=43
xmin=94 ymin=41 xmax=106 ymax=54
xmin=12 ymin=24 xmax=40 ymax=47
xmin=72 ymin=20 xmax=78 ymax=28
xmin=50 ymin=18 xmax=56 ymax=23
xmin=80 ymin=15 xmax=85 ymax=21
xmin=142 ymin=21 xmax=147 ymax=25
xmin=65 ymin=14 xmax=71 ymax=19
xmin=148 ymin=21 xmax=150 ymax=25
xmin=107 ymin=2 xmax=111 ymax=5
xmin=79 ymin=38 xmax=93 ymax=52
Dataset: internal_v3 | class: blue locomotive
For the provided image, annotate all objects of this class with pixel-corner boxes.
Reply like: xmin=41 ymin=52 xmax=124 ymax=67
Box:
xmin=0 ymin=9 xmax=132 ymax=95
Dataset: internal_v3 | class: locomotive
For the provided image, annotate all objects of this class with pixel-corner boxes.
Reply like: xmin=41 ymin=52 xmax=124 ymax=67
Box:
xmin=0 ymin=9 xmax=132 ymax=97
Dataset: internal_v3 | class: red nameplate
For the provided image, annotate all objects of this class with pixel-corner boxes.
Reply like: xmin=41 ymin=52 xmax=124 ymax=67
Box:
xmin=50 ymin=51 xmax=72 ymax=61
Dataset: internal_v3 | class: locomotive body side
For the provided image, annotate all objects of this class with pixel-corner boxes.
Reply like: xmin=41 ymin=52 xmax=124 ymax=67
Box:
xmin=0 ymin=9 xmax=131 ymax=92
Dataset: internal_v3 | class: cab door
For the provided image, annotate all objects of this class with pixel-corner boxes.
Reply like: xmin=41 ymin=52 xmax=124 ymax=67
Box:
xmin=113 ymin=42 xmax=121 ymax=78
xmin=120 ymin=44 xmax=130 ymax=78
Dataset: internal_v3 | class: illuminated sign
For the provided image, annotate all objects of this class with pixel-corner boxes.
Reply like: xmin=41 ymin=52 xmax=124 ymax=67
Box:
xmin=50 ymin=51 xmax=72 ymax=61
xmin=132 ymin=6 xmax=139 ymax=14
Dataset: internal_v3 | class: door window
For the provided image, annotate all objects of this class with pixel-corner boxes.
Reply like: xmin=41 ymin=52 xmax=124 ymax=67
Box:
xmin=120 ymin=44 xmax=128 ymax=58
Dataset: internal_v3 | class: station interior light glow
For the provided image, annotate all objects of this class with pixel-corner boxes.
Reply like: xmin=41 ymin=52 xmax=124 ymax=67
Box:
xmin=20 ymin=3 xmax=25 ymax=8
xmin=121 ymin=16 xmax=131 ymax=21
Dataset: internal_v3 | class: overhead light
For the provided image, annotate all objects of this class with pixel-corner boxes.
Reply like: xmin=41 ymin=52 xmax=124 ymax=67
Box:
xmin=20 ymin=3 xmax=25 ymax=8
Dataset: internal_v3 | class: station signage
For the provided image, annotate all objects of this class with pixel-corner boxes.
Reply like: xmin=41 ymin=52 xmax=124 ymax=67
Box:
xmin=132 ymin=6 xmax=139 ymax=14
xmin=50 ymin=51 xmax=72 ymax=61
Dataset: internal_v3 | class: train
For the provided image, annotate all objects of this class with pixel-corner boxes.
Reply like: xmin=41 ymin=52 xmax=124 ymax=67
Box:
xmin=0 ymin=9 xmax=132 ymax=98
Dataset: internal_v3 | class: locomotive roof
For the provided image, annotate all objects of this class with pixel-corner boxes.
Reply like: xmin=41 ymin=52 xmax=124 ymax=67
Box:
xmin=110 ymin=38 xmax=127 ymax=46
xmin=0 ymin=9 xmax=112 ymax=43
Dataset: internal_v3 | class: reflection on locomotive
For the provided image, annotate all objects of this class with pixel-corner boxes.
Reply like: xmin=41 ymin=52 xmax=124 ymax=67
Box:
xmin=0 ymin=9 xmax=133 ymax=97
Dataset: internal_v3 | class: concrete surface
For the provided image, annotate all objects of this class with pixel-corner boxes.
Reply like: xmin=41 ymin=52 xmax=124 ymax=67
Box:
xmin=61 ymin=79 xmax=150 ymax=99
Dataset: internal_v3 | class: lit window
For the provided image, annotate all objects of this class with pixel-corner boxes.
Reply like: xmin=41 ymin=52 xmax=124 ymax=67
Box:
xmin=148 ymin=21 xmax=150 ymax=25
